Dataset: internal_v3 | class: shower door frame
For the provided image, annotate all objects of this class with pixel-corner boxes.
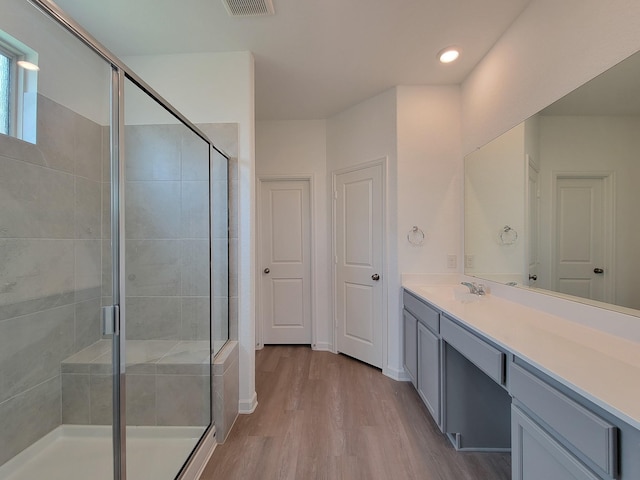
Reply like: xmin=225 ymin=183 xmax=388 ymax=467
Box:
xmin=27 ymin=1 xmax=226 ymax=479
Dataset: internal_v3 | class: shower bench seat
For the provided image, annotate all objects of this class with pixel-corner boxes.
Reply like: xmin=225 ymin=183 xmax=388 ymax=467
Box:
xmin=61 ymin=340 xmax=211 ymax=427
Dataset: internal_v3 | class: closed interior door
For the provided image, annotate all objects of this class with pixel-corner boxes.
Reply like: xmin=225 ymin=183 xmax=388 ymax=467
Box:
xmin=334 ymin=163 xmax=383 ymax=368
xmin=260 ymin=179 xmax=311 ymax=344
xmin=554 ymin=176 xmax=605 ymax=301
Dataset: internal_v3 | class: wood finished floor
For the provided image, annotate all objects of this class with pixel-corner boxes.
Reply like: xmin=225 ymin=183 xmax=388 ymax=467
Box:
xmin=201 ymin=346 xmax=511 ymax=480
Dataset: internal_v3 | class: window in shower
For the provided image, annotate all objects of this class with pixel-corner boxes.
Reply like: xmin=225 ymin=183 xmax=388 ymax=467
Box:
xmin=0 ymin=48 xmax=14 ymax=135
xmin=0 ymin=30 xmax=38 ymax=142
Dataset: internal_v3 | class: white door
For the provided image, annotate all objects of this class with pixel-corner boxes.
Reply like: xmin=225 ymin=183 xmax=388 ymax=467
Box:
xmin=527 ymin=161 xmax=540 ymax=287
xmin=259 ymin=179 xmax=311 ymax=344
xmin=554 ymin=177 xmax=606 ymax=301
xmin=334 ymin=163 xmax=383 ymax=368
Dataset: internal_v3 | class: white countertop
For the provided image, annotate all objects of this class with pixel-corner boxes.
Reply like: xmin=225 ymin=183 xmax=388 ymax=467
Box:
xmin=403 ymin=284 xmax=640 ymax=431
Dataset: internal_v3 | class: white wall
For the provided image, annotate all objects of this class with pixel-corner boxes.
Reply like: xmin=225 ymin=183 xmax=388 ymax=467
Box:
xmin=396 ymin=86 xmax=462 ymax=275
xmin=123 ymin=51 xmax=258 ymax=413
xmin=326 ymin=88 xmax=400 ymax=377
xmin=395 ymin=86 xmax=462 ymax=375
xmin=462 ymin=0 xmax=640 ymax=155
xmin=538 ymin=115 xmax=640 ymax=310
xmin=254 ymin=120 xmax=331 ymax=349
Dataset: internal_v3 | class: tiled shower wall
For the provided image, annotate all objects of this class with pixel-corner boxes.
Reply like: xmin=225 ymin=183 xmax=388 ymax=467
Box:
xmin=106 ymin=123 xmax=212 ymax=342
xmin=0 ymin=94 xmax=106 ymax=465
xmin=0 ymin=94 xmax=237 ymax=462
xmin=98 ymin=122 xmax=236 ymax=346
xmin=66 ymin=121 xmax=236 ymax=428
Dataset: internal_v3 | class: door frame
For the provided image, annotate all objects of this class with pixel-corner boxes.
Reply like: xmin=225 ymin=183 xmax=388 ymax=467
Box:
xmin=550 ymin=171 xmax=616 ymax=303
xmin=331 ymin=157 xmax=388 ymax=369
xmin=256 ymin=174 xmax=316 ymax=349
xmin=525 ymin=154 xmax=540 ymax=287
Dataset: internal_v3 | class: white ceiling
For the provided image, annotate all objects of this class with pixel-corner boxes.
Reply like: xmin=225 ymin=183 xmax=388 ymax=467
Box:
xmin=54 ymin=0 xmax=531 ymax=120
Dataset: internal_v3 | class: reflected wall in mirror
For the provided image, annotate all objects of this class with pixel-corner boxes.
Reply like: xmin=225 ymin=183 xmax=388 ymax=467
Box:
xmin=464 ymin=48 xmax=640 ymax=315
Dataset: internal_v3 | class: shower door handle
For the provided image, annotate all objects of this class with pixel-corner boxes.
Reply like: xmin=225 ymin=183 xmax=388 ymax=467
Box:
xmin=101 ymin=305 xmax=120 ymax=335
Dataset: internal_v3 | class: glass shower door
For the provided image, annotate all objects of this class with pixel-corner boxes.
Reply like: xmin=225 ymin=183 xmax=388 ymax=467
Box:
xmin=122 ymin=77 xmax=211 ymax=480
xmin=0 ymin=0 xmax=115 ymax=478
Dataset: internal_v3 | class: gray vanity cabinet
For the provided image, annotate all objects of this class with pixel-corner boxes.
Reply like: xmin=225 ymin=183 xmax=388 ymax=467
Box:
xmin=403 ymin=309 xmax=418 ymax=387
xmin=511 ymin=406 xmax=601 ymax=480
xmin=508 ymin=361 xmax=636 ymax=480
xmin=402 ymin=290 xmax=442 ymax=429
xmin=417 ymin=320 xmax=440 ymax=425
xmin=402 ymin=287 xmax=640 ymax=477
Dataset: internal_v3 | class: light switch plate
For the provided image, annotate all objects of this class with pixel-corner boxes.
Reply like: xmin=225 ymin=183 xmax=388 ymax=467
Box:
xmin=447 ymin=254 xmax=457 ymax=269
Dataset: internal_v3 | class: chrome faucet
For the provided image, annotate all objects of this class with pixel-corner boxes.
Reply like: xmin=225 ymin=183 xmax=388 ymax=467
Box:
xmin=461 ymin=281 xmax=486 ymax=296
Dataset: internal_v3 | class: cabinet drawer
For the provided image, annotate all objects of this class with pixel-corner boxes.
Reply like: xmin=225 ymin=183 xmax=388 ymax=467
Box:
xmin=440 ymin=315 xmax=504 ymax=385
xmin=403 ymin=290 xmax=439 ymax=333
xmin=512 ymin=406 xmax=601 ymax=480
xmin=510 ymin=363 xmax=617 ymax=477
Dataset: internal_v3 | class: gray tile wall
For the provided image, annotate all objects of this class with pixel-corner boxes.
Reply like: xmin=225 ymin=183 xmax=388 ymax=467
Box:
xmin=121 ymin=124 xmax=212 ymax=343
xmin=212 ymin=340 xmax=239 ymax=443
xmin=0 ymin=107 xmax=236 ymax=464
xmin=0 ymin=94 xmax=107 ymax=466
xmin=121 ymin=122 xmax=237 ymax=349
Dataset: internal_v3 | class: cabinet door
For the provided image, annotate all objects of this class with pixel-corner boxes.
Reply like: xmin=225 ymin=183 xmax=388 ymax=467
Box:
xmin=512 ymin=406 xmax=601 ymax=480
xmin=403 ymin=309 xmax=418 ymax=387
xmin=418 ymin=321 xmax=440 ymax=427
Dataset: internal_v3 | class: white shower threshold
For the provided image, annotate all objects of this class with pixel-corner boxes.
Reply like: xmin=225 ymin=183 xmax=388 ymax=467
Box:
xmin=0 ymin=424 xmax=206 ymax=480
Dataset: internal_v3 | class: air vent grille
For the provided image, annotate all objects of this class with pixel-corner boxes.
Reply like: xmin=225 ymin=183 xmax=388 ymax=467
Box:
xmin=222 ymin=0 xmax=275 ymax=16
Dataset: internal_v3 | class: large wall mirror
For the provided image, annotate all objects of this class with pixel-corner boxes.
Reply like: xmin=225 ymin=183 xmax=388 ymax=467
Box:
xmin=464 ymin=48 xmax=640 ymax=316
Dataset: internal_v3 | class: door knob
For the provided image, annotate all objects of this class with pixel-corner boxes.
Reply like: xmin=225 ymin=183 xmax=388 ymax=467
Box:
xmin=594 ymin=268 xmax=604 ymax=274
xmin=263 ymin=268 xmax=270 ymax=274
xmin=372 ymin=274 xmax=380 ymax=281
xmin=529 ymin=274 xmax=537 ymax=281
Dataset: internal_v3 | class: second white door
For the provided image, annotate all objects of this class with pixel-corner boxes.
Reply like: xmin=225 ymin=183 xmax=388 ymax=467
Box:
xmin=334 ymin=162 xmax=384 ymax=368
xmin=260 ymin=179 xmax=311 ymax=344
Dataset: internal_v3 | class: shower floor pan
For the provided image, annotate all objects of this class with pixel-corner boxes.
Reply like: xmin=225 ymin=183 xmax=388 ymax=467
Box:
xmin=0 ymin=424 xmax=205 ymax=480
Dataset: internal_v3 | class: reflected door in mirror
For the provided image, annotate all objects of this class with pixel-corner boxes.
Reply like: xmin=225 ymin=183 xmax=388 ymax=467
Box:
xmin=554 ymin=176 xmax=606 ymax=302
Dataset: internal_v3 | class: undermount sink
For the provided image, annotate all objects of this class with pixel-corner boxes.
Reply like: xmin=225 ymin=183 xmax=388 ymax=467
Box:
xmin=453 ymin=289 xmax=485 ymax=303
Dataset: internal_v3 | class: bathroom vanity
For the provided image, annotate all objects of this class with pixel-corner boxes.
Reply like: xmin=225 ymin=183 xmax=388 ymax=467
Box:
xmin=402 ymin=284 xmax=640 ymax=480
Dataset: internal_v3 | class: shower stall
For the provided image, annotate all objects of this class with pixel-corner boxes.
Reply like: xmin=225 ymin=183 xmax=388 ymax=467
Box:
xmin=0 ymin=0 xmax=229 ymax=479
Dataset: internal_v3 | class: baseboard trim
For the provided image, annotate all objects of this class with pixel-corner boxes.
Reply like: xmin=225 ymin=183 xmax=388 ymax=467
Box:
xmin=238 ymin=392 xmax=258 ymax=414
xmin=312 ymin=342 xmax=332 ymax=351
xmin=383 ymin=365 xmax=409 ymax=381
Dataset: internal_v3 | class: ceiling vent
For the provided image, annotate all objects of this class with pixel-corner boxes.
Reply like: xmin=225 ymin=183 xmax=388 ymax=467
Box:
xmin=222 ymin=0 xmax=275 ymax=16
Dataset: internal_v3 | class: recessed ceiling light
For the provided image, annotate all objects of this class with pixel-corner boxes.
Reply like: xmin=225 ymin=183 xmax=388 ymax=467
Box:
xmin=438 ymin=47 xmax=460 ymax=64
xmin=17 ymin=60 xmax=39 ymax=71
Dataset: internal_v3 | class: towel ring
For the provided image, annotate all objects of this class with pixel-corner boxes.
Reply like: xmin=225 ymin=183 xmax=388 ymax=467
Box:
xmin=407 ymin=226 xmax=425 ymax=246
xmin=499 ymin=225 xmax=518 ymax=245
